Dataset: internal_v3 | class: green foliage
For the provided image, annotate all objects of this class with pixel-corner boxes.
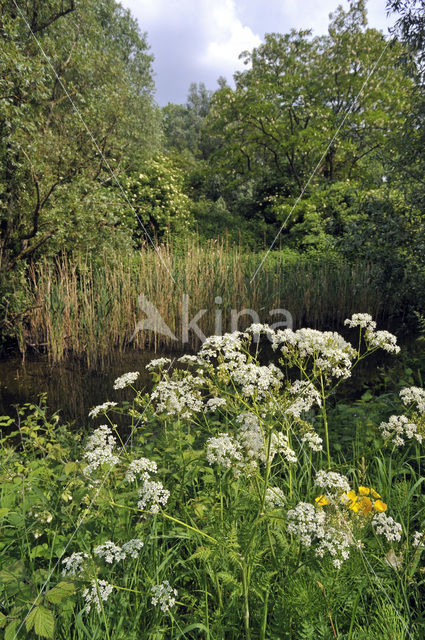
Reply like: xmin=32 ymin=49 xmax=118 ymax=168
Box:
xmin=1 ymin=319 xmax=425 ymax=637
xmin=124 ymin=155 xmax=194 ymax=242
xmin=0 ymin=0 xmax=161 ymax=273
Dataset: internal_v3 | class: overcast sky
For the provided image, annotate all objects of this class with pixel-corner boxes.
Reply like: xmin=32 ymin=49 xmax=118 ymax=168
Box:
xmin=120 ymin=0 xmax=396 ymax=106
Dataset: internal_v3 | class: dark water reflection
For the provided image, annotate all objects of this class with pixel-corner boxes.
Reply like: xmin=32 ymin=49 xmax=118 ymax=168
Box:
xmin=0 ymin=351 xmax=165 ymax=427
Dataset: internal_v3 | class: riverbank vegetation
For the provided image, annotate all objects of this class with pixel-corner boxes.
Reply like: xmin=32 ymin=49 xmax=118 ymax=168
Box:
xmin=1 ymin=317 xmax=425 ymax=638
xmin=1 ymin=0 xmax=425 ymax=361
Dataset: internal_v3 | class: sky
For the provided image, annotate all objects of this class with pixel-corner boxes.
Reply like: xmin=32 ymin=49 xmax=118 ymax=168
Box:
xmin=120 ymin=0 xmax=396 ymax=106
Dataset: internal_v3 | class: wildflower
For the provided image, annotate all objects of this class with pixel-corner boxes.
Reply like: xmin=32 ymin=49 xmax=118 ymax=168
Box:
xmin=151 ymin=375 xmax=204 ymax=418
xmin=146 ymin=358 xmax=171 ymax=371
xmin=374 ymin=499 xmax=388 ymax=513
xmin=379 ymin=414 xmax=422 ymax=447
xmin=272 ymin=432 xmax=298 ymax=464
xmin=372 ymin=512 xmax=402 ymax=542
xmin=412 ymin=531 xmax=424 ymax=548
xmin=287 ymin=502 xmax=326 ymax=547
xmin=231 ymin=362 xmax=283 ymax=399
xmin=138 ymin=479 xmax=170 ymax=515
xmin=151 ymin=581 xmax=177 ymax=612
xmin=83 ymin=425 xmax=119 ymax=474
xmin=344 ymin=314 xmax=377 ymax=330
xmin=125 ymin=457 xmax=157 ymax=482
xmin=365 ymin=328 xmax=400 ymax=354
xmin=113 ymin=371 xmax=139 ymax=390
xmin=300 ymin=430 xmax=323 ymax=452
xmin=62 ymin=552 xmax=88 ymax=577
xmin=315 ymin=470 xmax=351 ymax=496
xmin=205 ymin=396 xmax=227 ymax=411
xmin=315 ymin=495 xmax=330 ymax=507
xmin=122 ymin=538 xmax=144 ymax=558
xmin=83 ymin=580 xmax=114 ymax=613
xmin=400 ymin=386 xmax=425 ymax=414
xmin=265 ymin=486 xmax=286 ymax=509
xmin=286 ymin=380 xmax=322 ymax=418
xmin=94 ymin=541 xmax=126 ymax=563
xmin=88 ymin=401 xmax=118 ymax=419
xmin=206 ymin=433 xmax=243 ymax=469
xmin=315 ymin=526 xmax=352 ymax=569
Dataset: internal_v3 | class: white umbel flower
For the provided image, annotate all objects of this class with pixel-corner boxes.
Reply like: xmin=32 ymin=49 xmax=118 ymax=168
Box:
xmin=88 ymin=401 xmax=118 ymax=419
xmin=94 ymin=541 xmax=126 ymax=564
xmin=400 ymin=387 xmax=425 ymax=414
xmin=113 ymin=371 xmax=140 ymax=390
xmin=125 ymin=457 xmax=158 ymax=482
xmin=138 ymin=479 xmax=170 ymax=515
xmin=83 ymin=425 xmax=119 ymax=474
xmin=372 ymin=512 xmax=402 ymax=542
xmin=83 ymin=580 xmax=114 ymax=613
xmin=315 ymin=470 xmax=351 ymax=496
xmin=61 ymin=552 xmax=88 ymax=576
xmin=379 ymin=414 xmax=422 ymax=447
xmin=151 ymin=581 xmax=177 ymax=612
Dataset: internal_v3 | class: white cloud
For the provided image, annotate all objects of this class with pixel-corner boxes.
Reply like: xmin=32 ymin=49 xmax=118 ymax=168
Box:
xmin=200 ymin=0 xmax=261 ymax=71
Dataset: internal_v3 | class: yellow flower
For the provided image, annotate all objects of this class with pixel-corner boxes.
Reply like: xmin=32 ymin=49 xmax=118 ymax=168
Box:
xmin=374 ymin=499 xmax=387 ymax=512
xmin=370 ymin=488 xmax=381 ymax=499
xmin=356 ymin=497 xmax=373 ymax=514
xmin=358 ymin=486 xmax=370 ymax=496
xmin=315 ymin=495 xmax=330 ymax=506
xmin=343 ymin=490 xmax=358 ymax=510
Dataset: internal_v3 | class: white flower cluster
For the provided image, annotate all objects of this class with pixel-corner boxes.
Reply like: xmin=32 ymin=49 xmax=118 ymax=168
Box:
xmin=145 ymin=358 xmax=171 ymax=371
xmin=88 ymin=401 xmax=117 ymax=419
xmin=94 ymin=541 xmax=126 ymax=563
xmin=122 ymin=538 xmax=145 ymax=558
xmin=206 ymin=433 xmax=243 ymax=469
xmin=199 ymin=332 xmax=246 ymax=369
xmin=205 ymin=396 xmax=227 ymax=411
xmin=113 ymin=371 xmax=139 ymax=390
xmin=232 ymin=362 xmax=283 ymax=399
xmin=272 ymin=432 xmax=298 ymax=464
xmin=206 ymin=413 xmax=298 ymax=474
xmin=244 ymin=323 xmax=275 ymax=340
xmin=315 ymin=470 xmax=351 ymax=497
xmin=400 ymin=386 xmax=425 ymax=414
xmin=83 ymin=580 xmax=114 ymax=613
xmin=138 ymin=479 xmax=170 ymax=515
xmin=287 ymin=502 xmax=326 ymax=547
xmin=83 ymin=425 xmax=119 ymax=474
xmin=364 ymin=329 xmax=400 ymax=354
xmin=272 ymin=328 xmax=356 ymax=379
xmin=315 ymin=526 xmax=352 ymax=569
xmin=61 ymin=552 xmax=88 ymax=577
xmin=344 ymin=314 xmax=400 ymax=354
xmin=125 ymin=457 xmax=158 ymax=482
xmin=177 ymin=354 xmax=204 ymax=366
xmin=286 ymin=380 xmax=322 ymax=418
xmin=412 ymin=531 xmax=424 ymax=548
xmin=379 ymin=414 xmax=422 ymax=447
xmin=265 ymin=486 xmax=286 ymax=509
xmin=287 ymin=501 xmax=354 ymax=568
xmin=151 ymin=580 xmax=177 ymax=612
xmin=300 ymin=430 xmax=323 ymax=452
xmin=151 ymin=375 xmax=204 ymax=418
xmin=372 ymin=512 xmax=402 ymax=542
xmin=344 ymin=313 xmax=376 ymax=330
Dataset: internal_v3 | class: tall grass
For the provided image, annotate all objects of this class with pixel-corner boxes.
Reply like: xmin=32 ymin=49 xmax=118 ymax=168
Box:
xmin=18 ymin=238 xmax=385 ymax=366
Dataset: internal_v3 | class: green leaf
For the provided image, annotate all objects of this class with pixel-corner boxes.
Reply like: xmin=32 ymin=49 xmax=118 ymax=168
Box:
xmin=26 ymin=607 xmax=37 ymax=632
xmin=33 ymin=606 xmax=54 ymax=638
xmin=45 ymin=582 xmax=75 ymax=604
xmin=0 ymin=611 xmax=7 ymax=628
xmin=5 ymin=620 xmax=19 ymax=640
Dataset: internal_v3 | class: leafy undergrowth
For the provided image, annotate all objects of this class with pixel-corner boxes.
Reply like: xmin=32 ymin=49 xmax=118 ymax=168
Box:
xmin=1 ymin=315 xmax=425 ymax=639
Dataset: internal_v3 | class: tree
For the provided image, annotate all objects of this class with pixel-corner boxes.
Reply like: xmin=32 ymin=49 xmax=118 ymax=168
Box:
xmin=206 ymin=1 xmax=412 ymax=239
xmin=0 ymin=0 xmax=161 ymax=273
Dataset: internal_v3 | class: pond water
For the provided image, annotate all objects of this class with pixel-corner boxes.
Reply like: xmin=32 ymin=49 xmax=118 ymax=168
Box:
xmin=0 ymin=350 xmax=166 ymax=426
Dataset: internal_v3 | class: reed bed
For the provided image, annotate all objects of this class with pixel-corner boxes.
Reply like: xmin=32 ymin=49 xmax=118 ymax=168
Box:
xmin=18 ymin=239 xmax=385 ymax=366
